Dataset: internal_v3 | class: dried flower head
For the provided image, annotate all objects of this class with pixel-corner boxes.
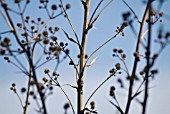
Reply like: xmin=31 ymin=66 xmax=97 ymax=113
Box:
xmin=43 ymin=77 xmax=48 ymax=83
xmin=51 ymin=4 xmax=57 ymax=10
xmin=150 ymin=10 xmax=156 ymax=16
xmin=44 ymin=68 xmax=50 ymax=74
xmin=118 ymin=49 xmax=123 ymax=53
xmin=65 ymin=4 xmax=71 ymax=9
xmin=90 ymin=101 xmax=95 ymax=110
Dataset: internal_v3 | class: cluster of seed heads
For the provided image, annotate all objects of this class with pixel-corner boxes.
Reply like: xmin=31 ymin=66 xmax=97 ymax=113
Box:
xmin=115 ymin=22 xmax=128 ymax=36
xmin=113 ymin=48 xmax=126 ymax=60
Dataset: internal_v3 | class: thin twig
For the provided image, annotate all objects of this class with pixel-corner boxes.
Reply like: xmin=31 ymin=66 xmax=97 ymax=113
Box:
xmin=84 ymin=31 xmax=121 ymax=69
xmin=15 ymin=91 xmax=24 ymax=109
xmin=59 ymin=0 xmax=80 ymax=46
xmin=84 ymin=76 xmax=112 ymax=108
xmin=122 ymin=0 xmax=141 ymax=23
xmin=89 ymin=0 xmax=103 ymax=24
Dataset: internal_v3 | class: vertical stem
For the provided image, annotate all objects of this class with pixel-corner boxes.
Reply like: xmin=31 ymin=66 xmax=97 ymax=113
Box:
xmin=142 ymin=1 xmax=152 ymax=114
xmin=125 ymin=1 xmax=150 ymax=114
xmin=78 ymin=0 xmax=90 ymax=114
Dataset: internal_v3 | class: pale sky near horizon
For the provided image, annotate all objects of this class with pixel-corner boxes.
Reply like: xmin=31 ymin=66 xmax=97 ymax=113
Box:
xmin=0 ymin=0 xmax=170 ymax=114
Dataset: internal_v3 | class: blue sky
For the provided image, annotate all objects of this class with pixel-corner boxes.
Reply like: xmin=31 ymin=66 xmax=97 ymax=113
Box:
xmin=0 ymin=0 xmax=170 ymax=114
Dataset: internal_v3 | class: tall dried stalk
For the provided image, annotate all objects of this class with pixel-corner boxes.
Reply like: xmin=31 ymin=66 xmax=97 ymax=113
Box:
xmin=78 ymin=0 xmax=90 ymax=113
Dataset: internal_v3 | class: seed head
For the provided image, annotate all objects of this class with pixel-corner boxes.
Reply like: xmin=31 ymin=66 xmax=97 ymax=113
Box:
xmin=44 ymin=68 xmax=50 ymax=74
xmin=42 ymin=77 xmax=48 ymax=83
xmin=21 ymin=87 xmax=26 ymax=93
xmin=159 ymin=12 xmax=164 ymax=17
xmin=90 ymin=101 xmax=95 ymax=110
xmin=43 ymin=31 xmax=48 ymax=37
xmin=53 ymin=72 xmax=57 ymax=76
xmin=118 ymin=49 xmax=123 ymax=53
xmin=51 ymin=4 xmax=57 ymax=10
xmin=65 ymin=4 xmax=71 ymax=9
xmin=150 ymin=10 xmax=156 ymax=16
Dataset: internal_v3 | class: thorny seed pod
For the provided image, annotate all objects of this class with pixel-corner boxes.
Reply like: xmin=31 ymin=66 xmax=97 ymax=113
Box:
xmin=113 ymin=48 xmax=117 ymax=52
xmin=159 ymin=12 xmax=164 ymax=17
xmin=31 ymin=26 xmax=35 ymax=30
xmin=29 ymin=91 xmax=34 ymax=96
xmin=118 ymin=49 xmax=123 ymax=53
xmin=85 ymin=54 xmax=88 ymax=59
xmin=150 ymin=10 xmax=156 ymax=16
xmin=77 ymin=54 xmax=80 ymax=58
xmin=53 ymin=72 xmax=57 ymax=76
xmin=110 ymin=86 xmax=115 ymax=91
xmin=122 ymin=22 xmax=128 ymax=27
xmin=43 ymin=39 xmax=49 ymax=45
xmin=90 ymin=101 xmax=95 ymax=110
xmin=121 ymin=54 xmax=126 ymax=59
xmin=65 ymin=4 xmax=71 ymax=9
xmin=44 ymin=68 xmax=50 ymax=74
xmin=115 ymin=63 xmax=121 ymax=70
xmin=55 ymin=27 xmax=60 ymax=31
xmin=65 ymin=49 xmax=70 ymax=55
xmin=4 ymin=37 xmax=10 ymax=43
xmin=14 ymin=0 xmax=21 ymax=3
xmin=26 ymin=16 xmax=30 ymax=20
xmin=0 ymin=49 xmax=6 ymax=55
xmin=42 ymin=77 xmax=48 ymax=83
xmin=43 ymin=31 xmax=48 ymax=37
xmin=49 ymin=86 xmax=53 ymax=91
xmin=51 ymin=36 xmax=58 ymax=41
xmin=158 ymin=32 xmax=163 ymax=39
xmin=12 ymin=83 xmax=16 ymax=87
xmin=60 ymin=42 xmax=64 ymax=47
xmin=17 ymin=23 xmax=22 ymax=28
xmin=151 ymin=69 xmax=158 ymax=75
xmin=69 ymin=60 xmax=74 ymax=65
xmin=64 ymin=103 xmax=70 ymax=109
xmin=51 ymin=4 xmax=57 ymax=10
xmin=21 ymin=87 xmax=26 ymax=93
xmin=50 ymin=42 xmax=54 ymax=46
xmin=153 ymin=53 xmax=158 ymax=59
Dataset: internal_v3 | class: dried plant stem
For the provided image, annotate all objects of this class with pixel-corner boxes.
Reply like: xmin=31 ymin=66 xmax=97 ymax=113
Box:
xmin=85 ymin=32 xmax=121 ymax=68
xmin=78 ymin=0 xmax=90 ymax=113
xmin=58 ymin=86 xmax=76 ymax=114
xmin=122 ymin=0 xmax=140 ymax=23
xmin=23 ymin=72 xmax=32 ymax=114
xmin=142 ymin=1 xmax=152 ymax=114
xmin=47 ymin=73 xmax=75 ymax=114
xmin=15 ymin=92 xmax=24 ymax=109
xmin=125 ymin=1 xmax=150 ymax=114
xmin=84 ymin=76 xmax=112 ymax=108
xmin=60 ymin=0 xmax=80 ymax=46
